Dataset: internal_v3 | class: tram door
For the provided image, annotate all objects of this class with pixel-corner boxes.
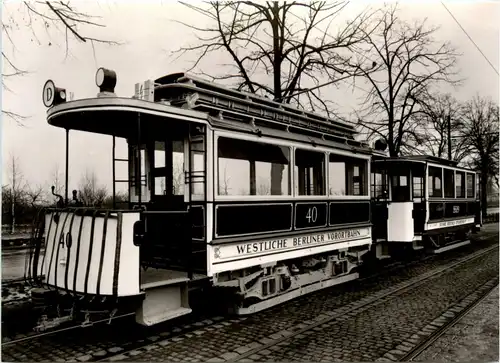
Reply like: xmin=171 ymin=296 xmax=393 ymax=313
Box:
xmin=387 ymin=164 xmax=414 ymax=242
xmin=150 ymin=139 xmax=186 ymax=210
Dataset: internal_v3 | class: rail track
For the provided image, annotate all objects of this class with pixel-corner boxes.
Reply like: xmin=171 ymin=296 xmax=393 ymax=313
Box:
xmin=214 ymin=244 xmax=498 ymax=363
xmin=2 ymin=230 xmax=497 ymax=362
xmin=400 ymin=279 xmax=498 ymax=362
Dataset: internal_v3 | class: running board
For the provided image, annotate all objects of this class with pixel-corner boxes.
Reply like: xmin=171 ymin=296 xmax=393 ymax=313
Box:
xmin=136 ymin=277 xmax=192 ymax=326
xmin=432 ymin=240 xmax=471 ymax=254
xmin=235 ymin=273 xmax=359 ymax=315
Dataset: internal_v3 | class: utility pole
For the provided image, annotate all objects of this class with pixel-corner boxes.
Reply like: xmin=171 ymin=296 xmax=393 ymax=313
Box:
xmin=447 ymin=114 xmax=452 ymax=160
xmin=11 ymin=156 xmax=16 ymax=234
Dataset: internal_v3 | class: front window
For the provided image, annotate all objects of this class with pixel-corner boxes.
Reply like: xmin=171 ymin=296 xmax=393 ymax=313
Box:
xmin=413 ymin=176 xmax=424 ymax=198
xmin=371 ymin=169 xmax=388 ymax=199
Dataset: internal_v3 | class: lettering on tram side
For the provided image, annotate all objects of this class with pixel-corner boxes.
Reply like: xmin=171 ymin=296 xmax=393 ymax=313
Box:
xmin=216 ymin=228 xmax=370 ymax=260
xmin=427 ymin=217 xmax=474 ymax=230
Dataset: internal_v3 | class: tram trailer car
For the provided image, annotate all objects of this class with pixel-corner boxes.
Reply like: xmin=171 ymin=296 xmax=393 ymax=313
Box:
xmin=369 ymin=154 xmax=482 ymax=258
xmin=24 ymin=68 xmax=481 ymax=331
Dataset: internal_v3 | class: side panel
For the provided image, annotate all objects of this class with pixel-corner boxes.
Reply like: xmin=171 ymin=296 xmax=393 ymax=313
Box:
xmin=425 ymin=200 xmax=476 ymax=231
xmin=387 ymin=202 xmax=414 ymax=242
xmin=208 ymin=226 xmax=371 ymax=274
xmin=42 ymin=211 xmax=140 ymax=297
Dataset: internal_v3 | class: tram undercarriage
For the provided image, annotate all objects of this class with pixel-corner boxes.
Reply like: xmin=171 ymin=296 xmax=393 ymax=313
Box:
xmin=213 ymin=245 xmax=370 ymax=314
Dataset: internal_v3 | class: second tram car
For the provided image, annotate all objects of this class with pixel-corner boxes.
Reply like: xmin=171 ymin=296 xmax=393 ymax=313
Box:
xmin=24 ymin=68 xmax=481 ymax=330
xmin=369 ymin=155 xmax=482 ymax=257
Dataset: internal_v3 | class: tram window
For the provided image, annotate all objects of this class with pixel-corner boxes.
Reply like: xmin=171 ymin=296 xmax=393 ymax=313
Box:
xmin=155 ymin=176 xmax=166 ymax=195
xmin=295 ymin=149 xmax=325 ymax=196
xmin=217 ymin=137 xmax=290 ymax=196
xmin=371 ymin=171 xmax=388 ymax=198
xmin=428 ymin=166 xmax=442 ymax=197
xmin=129 ymin=146 xmax=148 ymax=200
xmin=455 ymin=172 xmax=465 ymax=198
xmin=413 ymin=177 xmax=423 ymax=197
xmin=172 ymin=147 xmax=185 ymax=195
xmin=467 ymin=173 xmax=475 ymax=198
xmin=154 ymin=149 xmax=165 ymax=168
xmin=444 ymin=169 xmax=454 ymax=198
xmin=328 ymin=154 xmax=367 ymax=196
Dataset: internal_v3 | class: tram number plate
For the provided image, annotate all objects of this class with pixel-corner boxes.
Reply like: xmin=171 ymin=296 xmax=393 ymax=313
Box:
xmin=295 ymin=203 xmax=327 ymax=229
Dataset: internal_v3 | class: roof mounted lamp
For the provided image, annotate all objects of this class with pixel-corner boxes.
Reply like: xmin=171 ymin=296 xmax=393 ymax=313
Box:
xmin=374 ymin=138 xmax=388 ymax=151
xmin=42 ymin=80 xmax=67 ymax=108
xmin=95 ymin=67 xmax=117 ymax=97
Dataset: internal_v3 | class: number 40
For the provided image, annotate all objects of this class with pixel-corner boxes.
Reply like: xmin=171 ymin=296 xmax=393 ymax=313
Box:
xmin=306 ymin=206 xmax=318 ymax=223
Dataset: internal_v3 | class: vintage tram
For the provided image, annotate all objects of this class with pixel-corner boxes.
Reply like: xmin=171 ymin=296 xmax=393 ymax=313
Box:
xmin=24 ymin=68 xmax=481 ymax=331
xmin=370 ymin=155 xmax=482 ymax=258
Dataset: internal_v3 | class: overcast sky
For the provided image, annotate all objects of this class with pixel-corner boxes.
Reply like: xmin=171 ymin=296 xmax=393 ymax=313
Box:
xmin=2 ymin=0 xmax=499 ymax=195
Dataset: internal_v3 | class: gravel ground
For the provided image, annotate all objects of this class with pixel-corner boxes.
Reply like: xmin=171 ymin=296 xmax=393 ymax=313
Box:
xmin=414 ymin=285 xmax=499 ymax=363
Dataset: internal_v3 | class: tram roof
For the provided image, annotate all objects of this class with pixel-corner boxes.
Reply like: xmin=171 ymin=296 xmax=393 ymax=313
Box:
xmin=153 ymin=73 xmax=359 ymax=140
xmin=372 ymin=154 xmax=477 ymax=173
xmin=43 ymin=71 xmax=373 ymax=152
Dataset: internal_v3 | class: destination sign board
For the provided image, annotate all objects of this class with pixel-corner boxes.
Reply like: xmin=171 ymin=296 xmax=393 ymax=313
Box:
xmin=426 ymin=217 xmax=474 ymax=230
xmin=212 ymin=227 xmax=370 ymax=261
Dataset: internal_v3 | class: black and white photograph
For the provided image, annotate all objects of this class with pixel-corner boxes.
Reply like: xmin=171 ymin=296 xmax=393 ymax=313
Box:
xmin=1 ymin=0 xmax=499 ymax=362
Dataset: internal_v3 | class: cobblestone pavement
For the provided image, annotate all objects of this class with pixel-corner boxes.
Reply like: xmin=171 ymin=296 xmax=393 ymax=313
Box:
xmin=105 ymin=247 xmax=498 ymax=362
xmin=414 ymin=285 xmax=499 ymax=363
xmin=2 ymin=225 xmax=498 ymax=362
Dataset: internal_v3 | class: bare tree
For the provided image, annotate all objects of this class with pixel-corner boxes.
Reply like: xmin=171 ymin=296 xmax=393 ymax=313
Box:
xmin=177 ymin=1 xmax=377 ymax=194
xmin=410 ymin=92 xmax=470 ymax=162
xmin=175 ymin=1 xmax=376 ymax=113
xmin=50 ymin=163 xmax=65 ymax=196
xmin=78 ymin=169 xmax=108 ymax=207
xmin=352 ymin=4 xmax=460 ymax=156
xmin=25 ymin=184 xmax=46 ymax=207
xmin=5 ymin=154 xmax=28 ymax=233
xmin=456 ymin=95 xmax=499 ymax=215
xmin=3 ymin=1 xmax=120 ymax=124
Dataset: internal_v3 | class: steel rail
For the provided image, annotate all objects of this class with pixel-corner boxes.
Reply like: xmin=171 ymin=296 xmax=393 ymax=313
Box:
xmin=400 ymin=279 xmax=499 ymax=361
xmin=226 ymin=244 xmax=498 ymax=362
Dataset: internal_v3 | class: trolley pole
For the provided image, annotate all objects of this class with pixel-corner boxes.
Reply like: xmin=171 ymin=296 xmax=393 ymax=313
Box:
xmin=447 ymin=114 xmax=452 ymax=160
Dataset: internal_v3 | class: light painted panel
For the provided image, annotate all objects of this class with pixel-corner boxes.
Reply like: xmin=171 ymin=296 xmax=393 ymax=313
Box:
xmin=43 ymin=211 xmax=141 ymax=297
xmin=387 ymin=202 xmax=414 ymax=242
xmin=208 ymin=226 xmax=371 ymax=275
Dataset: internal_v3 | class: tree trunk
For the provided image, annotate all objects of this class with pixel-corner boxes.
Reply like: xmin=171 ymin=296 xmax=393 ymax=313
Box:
xmin=481 ymin=171 xmax=488 ymax=217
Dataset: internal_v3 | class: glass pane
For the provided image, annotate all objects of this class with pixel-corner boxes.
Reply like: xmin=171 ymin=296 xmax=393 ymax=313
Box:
xmin=155 ymin=176 xmax=166 ymax=195
xmin=173 ymin=151 xmax=184 ymax=195
xmin=329 ymin=162 xmax=346 ymax=195
xmin=218 ymin=137 xmax=290 ymax=196
xmin=444 ymin=169 xmax=454 ymax=198
xmin=329 ymin=154 xmax=367 ymax=196
xmin=296 ymin=149 xmax=325 ymax=196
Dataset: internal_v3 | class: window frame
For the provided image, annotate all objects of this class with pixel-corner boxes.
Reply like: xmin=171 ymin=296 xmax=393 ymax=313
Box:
xmin=455 ymin=171 xmax=465 ymax=198
xmin=213 ymin=131 xmax=371 ymax=201
xmin=328 ymin=152 xmax=369 ymax=198
xmin=466 ymin=172 xmax=476 ymax=199
xmin=428 ymin=166 xmax=443 ymax=198
xmin=215 ymin=134 xmax=292 ymax=200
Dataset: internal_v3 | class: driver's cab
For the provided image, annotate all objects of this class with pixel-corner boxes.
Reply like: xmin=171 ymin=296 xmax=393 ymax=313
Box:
xmin=127 ymin=128 xmax=205 ymax=211
xmin=124 ymin=122 xmax=207 ymax=272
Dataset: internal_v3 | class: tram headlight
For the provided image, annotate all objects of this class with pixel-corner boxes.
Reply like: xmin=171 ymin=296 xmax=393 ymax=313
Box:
xmin=42 ymin=80 xmax=67 ymax=108
xmin=95 ymin=67 xmax=117 ymax=93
